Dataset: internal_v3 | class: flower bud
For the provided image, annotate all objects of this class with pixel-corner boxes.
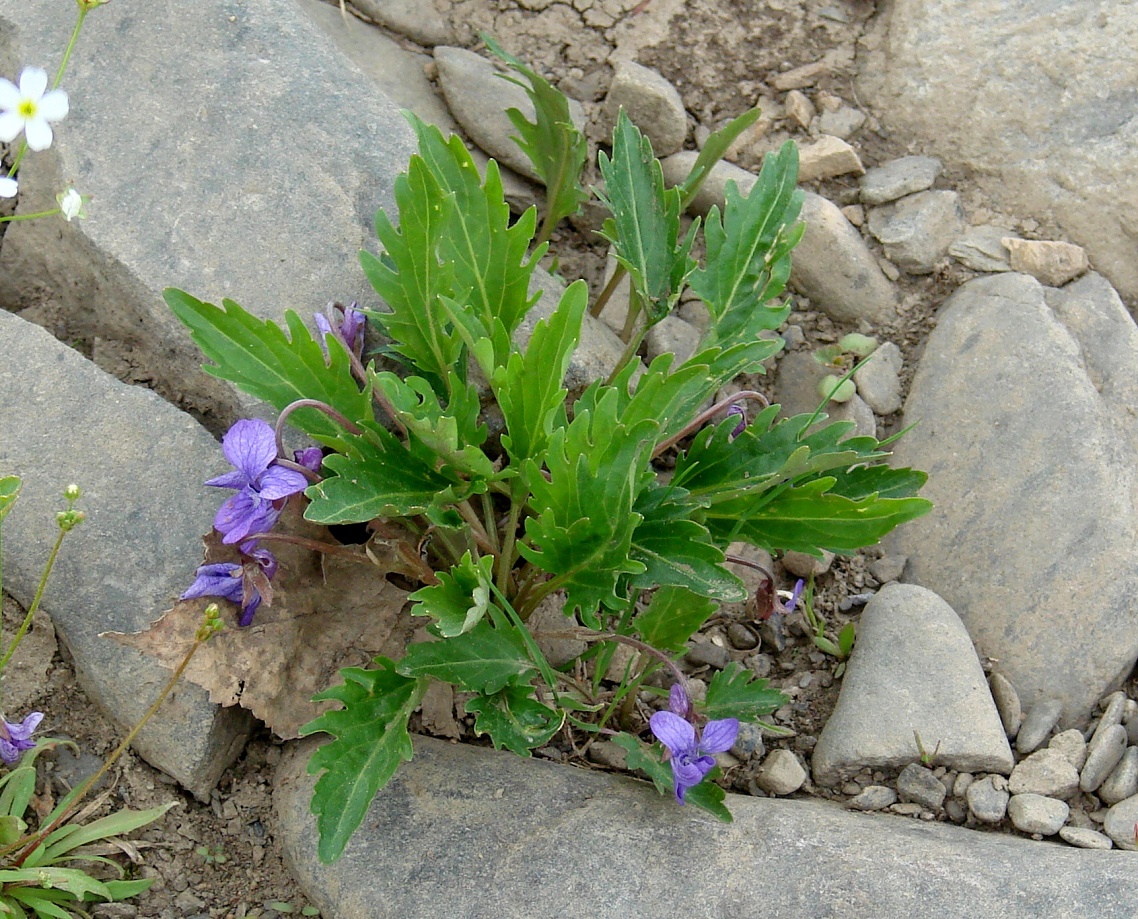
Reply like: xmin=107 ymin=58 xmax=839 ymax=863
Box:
xmin=56 ymin=509 xmax=85 ymax=531
xmin=63 ymin=483 xmax=81 ymax=501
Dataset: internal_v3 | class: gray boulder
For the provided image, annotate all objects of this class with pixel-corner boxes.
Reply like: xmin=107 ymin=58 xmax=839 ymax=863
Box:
xmin=886 ymin=272 xmax=1138 ymax=726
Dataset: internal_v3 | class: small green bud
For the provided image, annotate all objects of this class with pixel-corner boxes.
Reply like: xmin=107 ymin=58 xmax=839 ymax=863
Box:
xmin=195 ymin=603 xmax=225 ymax=642
xmin=56 ymin=509 xmax=85 ymax=532
xmin=76 ymin=0 xmax=111 ymax=10
xmin=63 ymin=483 xmax=81 ymax=501
xmin=839 ymin=333 xmax=878 ymax=358
xmin=819 ymin=375 xmax=856 ymax=403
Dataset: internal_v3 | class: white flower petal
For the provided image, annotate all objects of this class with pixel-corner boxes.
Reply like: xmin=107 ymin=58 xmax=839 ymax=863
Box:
xmin=24 ymin=118 xmax=52 ymax=152
xmin=0 ymin=112 xmax=23 ymax=143
xmin=0 ymin=79 xmax=20 ymax=111
xmin=0 ymin=177 xmax=18 ymax=198
xmin=59 ymin=188 xmax=82 ymax=219
xmin=37 ymin=89 xmax=68 ymax=122
xmin=18 ymin=67 xmax=47 ymax=100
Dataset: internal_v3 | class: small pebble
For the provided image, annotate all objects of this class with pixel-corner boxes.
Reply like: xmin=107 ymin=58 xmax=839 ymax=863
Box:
xmin=841 ymin=781 xmax=862 ymax=796
xmin=966 ymin=775 xmax=1010 ymax=824
xmin=685 ymin=640 xmax=728 ymax=670
xmin=1099 ymin=747 xmax=1138 ymax=805
xmin=730 ymin=722 xmax=766 ymax=760
xmin=889 ymin=802 xmax=924 ymax=816
xmin=952 ymin=772 xmax=975 ymax=798
xmin=1058 ymin=826 xmax=1113 ymax=849
xmin=755 ymin=749 xmax=807 ymax=795
xmin=897 ymin=763 xmax=946 ymax=811
xmin=1016 ymin=698 xmax=1063 ymax=754
xmin=848 ymin=785 xmax=896 ymax=811
xmin=1008 ymin=794 xmax=1069 ymax=836
xmin=726 ymin=622 xmax=759 ymax=651
xmin=867 ymin=555 xmax=906 ymax=584
xmin=989 ymin=672 xmax=1022 ymax=739
xmin=1081 ymin=724 xmax=1128 ymax=793
xmin=586 ymin=741 xmax=628 ymax=770
xmin=1089 ymin=692 xmax=1128 ymax=749
xmin=944 ymin=798 xmax=967 ymax=824
xmin=1008 ymin=748 xmax=1079 ymax=799
xmin=1048 ymin=729 xmax=1088 ymax=771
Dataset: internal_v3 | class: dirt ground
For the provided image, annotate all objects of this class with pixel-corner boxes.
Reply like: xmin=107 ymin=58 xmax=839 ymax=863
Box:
xmin=0 ymin=0 xmax=1043 ymax=914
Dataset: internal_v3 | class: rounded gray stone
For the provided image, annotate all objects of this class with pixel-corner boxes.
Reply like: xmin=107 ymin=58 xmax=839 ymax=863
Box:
xmin=1017 ymin=699 xmax=1064 ymax=754
xmin=1008 ymin=794 xmax=1069 ymax=836
xmin=1090 ymin=691 xmax=1128 ymax=749
xmin=1081 ymin=724 xmax=1129 ymax=793
xmin=851 ymin=342 xmax=903 ymax=416
xmin=886 ymin=272 xmax=1138 ymax=728
xmin=847 ymin=785 xmax=897 ymax=811
xmin=1103 ymin=794 xmax=1138 ymax=850
xmin=601 ymin=60 xmax=688 ymax=156
xmin=1048 ymin=729 xmax=1088 ymax=772
xmin=730 ymin=722 xmax=765 ymax=760
xmin=859 ymin=155 xmax=942 ymax=206
xmin=1058 ymin=826 xmax=1113 ymax=850
xmin=275 ymin=736 xmax=1138 ymax=918
xmin=812 ymin=584 xmax=1014 ymax=785
xmin=1008 ymin=749 xmax=1080 ymax=800
xmin=948 ymin=226 xmax=1015 ymax=272
xmin=866 ymin=190 xmax=966 ymax=274
xmin=989 ymin=672 xmax=1022 ymax=739
xmin=966 ymin=775 xmax=1010 ymax=824
xmin=897 ymin=763 xmax=946 ymax=811
xmin=755 ymin=749 xmax=807 ymax=796
xmin=1097 ymin=746 xmax=1138 ymax=807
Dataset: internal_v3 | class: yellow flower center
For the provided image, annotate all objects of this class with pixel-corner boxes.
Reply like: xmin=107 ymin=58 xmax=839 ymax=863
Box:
xmin=17 ymin=99 xmax=36 ymax=119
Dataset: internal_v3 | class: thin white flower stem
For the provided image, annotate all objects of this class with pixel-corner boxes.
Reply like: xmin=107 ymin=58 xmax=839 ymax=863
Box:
xmin=0 ymin=208 xmax=64 ymax=224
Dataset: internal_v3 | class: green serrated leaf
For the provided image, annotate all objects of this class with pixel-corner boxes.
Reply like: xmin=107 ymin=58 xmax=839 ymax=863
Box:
xmin=518 ymin=388 xmax=656 ymax=625
xmin=406 ymin=113 xmax=544 ymax=371
xmin=465 ymin=685 xmax=563 ymax=754
xmin=633 ymin=586 xmax=717 ymax=654
xmin=677 ymin=107 xmax=764 ymax=210
xmin=304 ymin=421 xmax=476 ymax=525
xmin=408 ymin=552 xmax=497 ymax=638
xmin=300 ymin=658 xmax=427 ymax=864
xmin=0 ymin=475 xmax=20 ymax=522
xmin=609 ymin=732 xmax=733 ymax=822
xmin=396 ymin=620 xmax=534 ymax=693
xmin=496 ymin=280 xmax=586 ymax=466
xmin=596 ymin=111 xmax=697 ymax=323
xmin=164 ymin=291 xmax=372 ymax=443
xmin=629 ymin=487 xmax=744 ymax=601
xmin=690 ymin=140 xmax=803 ymax=351
xmin=482 ymin=34 xmax=588 ymax=242
xmin=703 ymin=662 xmax=786 ymax=722
xmin=827 ymin=463 xmax=928 ymax=501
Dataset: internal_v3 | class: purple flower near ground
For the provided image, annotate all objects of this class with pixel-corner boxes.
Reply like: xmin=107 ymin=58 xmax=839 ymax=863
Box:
xmin=293 ymin=446 xmax=324 ymax=473
xmin=780 ymin=578 xmax=805 ymax=615
xmin=182 ymin=546 xmax=278 ymax=627
xmin=206 ymin=419 xmax=308 ymax=544
xmin=649 ymin=684 xmax=739 ymax=803
xmin=315 ymin=301 xmax=365 ymax=360
xmin=0 ymin=711 xmax=43 ymax=764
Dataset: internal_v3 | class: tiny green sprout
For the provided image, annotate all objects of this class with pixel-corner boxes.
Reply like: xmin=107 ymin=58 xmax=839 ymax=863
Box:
xmin=63 ymin=482 xmax=80 ymax=501
xmin=838 ymin=332 xmax=878 ymax=358
xmin=268 ymin=903 xmax=296 ymax=914
xmin=196 ymin=844 xmax=227 ymax=865
xmin=913 ymin=730 xmax=942 ymax=767
xmin=819 ymin=375 xmax=856 ymax=403
xmin=812 ymin=344 xmax=847 ymax=369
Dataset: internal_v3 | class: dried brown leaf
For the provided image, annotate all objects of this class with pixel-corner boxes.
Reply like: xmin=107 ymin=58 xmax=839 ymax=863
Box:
xmin=106 ymin=502 xmax=416 ymax=739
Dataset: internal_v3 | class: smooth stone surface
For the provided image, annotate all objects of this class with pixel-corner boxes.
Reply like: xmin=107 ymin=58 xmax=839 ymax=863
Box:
xmin=851 ymin=341 xmax=903 ymax=415
xmin=886 ymin=272 xmax=1138 ymax=726
xmin=966 ymin=775 xmax=1010 ymax=824
xmin=601 ymin=59 xmax=688 ymax=156
xmin=1098 ymin=746 xmax=1138 ymax=807
xmin=1090 ymin=691 xmax=1129 ymax=749
xmin=1008 ymin=749 xmax=1080 ymax=800
xmin=1007 ymin=794 xmax=1068 ymax=836
xmin=896 ymin=763 xmax=946 ymax=811
xmin=1017 ymin=699 xmax=1064 ymax=755
xmin=755 ymin=749 xmax=807 ymax=796
xmin=1081 ymin=725 xmax=1128 ymax=793
xmin=0 ymin=312 xmax=252 ymax=797
xmin=859 ymin=155 xmax=942 ymax=206
xmin=346 ymin=0 xmax=453 ymax=46
xmin=1103 ymin=794 xmax=1138 ymax=850
xmin=0 ymin=0 xmax=419 ymax=430
xmin=847 ymin=785 xmax=897 ymax=811
xmin=989 ymin=672 xmax=1022 ymax=739
xmin=1058 ymin=826 xmax=1113 ymax=850
xmin=276 ymin=736 xmax=1138 ymax=918
xmin=1048 ymin=729 xmax=1088 ymax=772
xmin=866 ymin=190 xmax=966 ymax=274
xmin=812 ymin=584 xmax=1014 ymax=785
xmin=857 ymin=0 xmax=1138 ymax=304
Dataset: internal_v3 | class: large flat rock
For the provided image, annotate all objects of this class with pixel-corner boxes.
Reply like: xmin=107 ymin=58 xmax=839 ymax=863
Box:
xmin=275 ymin=735 xmax=1138 ymax=918
xmin=886 ymin=272 xmax=1138 ymax=726
xmin=0 ymin=0 xmax=418 ymax=427
xmin=857 ymin=1 xmax=1138 ymax=304
xmin=0 ymin=311 xmax=252 ymax=797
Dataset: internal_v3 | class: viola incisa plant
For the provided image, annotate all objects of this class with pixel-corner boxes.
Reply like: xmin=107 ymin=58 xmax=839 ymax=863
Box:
xmin=166 ymin=38 xmax=931 ymax=862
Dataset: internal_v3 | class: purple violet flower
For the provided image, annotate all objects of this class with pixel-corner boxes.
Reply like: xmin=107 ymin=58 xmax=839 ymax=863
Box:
xmin=780 ymin=578 xmax=805 ymax=616
xmin=649 ymin=684 xmax=739 ymax=803
xmin=0 ymin=711 xmax=43 ymax=765
xmin=293 ymin=446 xmax=324 ymax=473
xmin=315 ymin=301 xmax=365 ymax=360
xmin=182 ymin=546 xmax=278 ymax=627
xmin=206 ymin=419 xmax=308 ymax=545
xmin=726 ymin=403 xmax=746 ymax=439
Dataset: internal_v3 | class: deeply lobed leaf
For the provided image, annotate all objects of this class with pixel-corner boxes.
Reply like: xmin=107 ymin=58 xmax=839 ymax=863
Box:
xmin=465 ymin=685 xmax=563 ymax=754
xmin=702 ymin=662 xmax=786 ymax=722
xmin=396 ymin=620 xmax=535 ymax=694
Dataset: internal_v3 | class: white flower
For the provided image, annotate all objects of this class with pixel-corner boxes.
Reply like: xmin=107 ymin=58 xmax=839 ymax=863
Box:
xmin=57 ymin=187 xmax=86 ymax=221
xmin=0 ymin=177 xmax=16 ymax=198
xmin=0 ymin=68 xmax=69 ymax=152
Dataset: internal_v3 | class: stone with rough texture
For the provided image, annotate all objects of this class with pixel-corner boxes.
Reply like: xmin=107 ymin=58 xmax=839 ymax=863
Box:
xmin=949 ymin=226 xmax=1015 ymax=272
xmin=848 ymin=785 xmax=897 ymax=811
xmin=346 ymin=0 xmax=452 ymax=46
xmin=0 ymin=312 xmax=252 ymax=797
xmin=852 ymin=341 xmax=903 ymax=415
xmin=1003 ymin=238 xmax=1090 ymax=288
xmin=867 ymin=190 xmax=966 ymax=274
xmin=1049 ymin=730 xmax=1088 ymax=772
xmin=601 ymin=60 xmax=688 ymax=156
xmin=1017 ymin=699 xmax=1064 ymax=755
xmin=812 ymin=584 xmax=1014 ymax=785
xmin=1104 ymin=795 xmax=1138 ymax=850
xmin=276 ymin=736 xmax=1138 ymax=918
xmin=1098 ymin=747 xmax=1138 ymax=807
xmin=1008 ymin=794 xmax=1068 ymax=836
xmin=0 ymin=0 xmax=419 ymax=431
xmin=897 ymin=763 xmax=946 ymax=811
xmin=755 ymin=749 xmax=807 ymax=796
xmin=989 ymin=672 xmax=1022 ymax=739
xmin=967 ymin=775 xmax=1010 ymax=824
xmin=1059 ymin=826 xmax=1113 ymax=850
xmin=886 ymin=272 xmax=1138 ymax=727
xmin=857 ymin=0 xmax=1138 ymax=304
xmin=645 ymin=315 xmax=700 ymax=367
xmin=434 ymin=46 xmax=586 ymax=185
xmin=1008 ymin=749 xmax=1080 ymax=800
xmin=797 ymin=135 xmax=864 ymax=182
xmin=860 ymin=156 xmax=942 ymax=206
